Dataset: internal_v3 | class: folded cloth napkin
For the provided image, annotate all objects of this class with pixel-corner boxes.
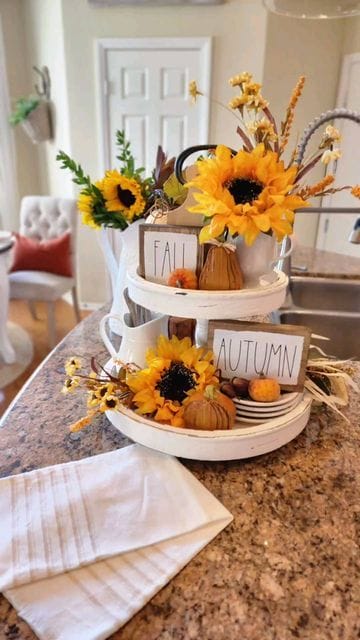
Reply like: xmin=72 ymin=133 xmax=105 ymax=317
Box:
xmin=0 ymin=444 xmax=232 ymax=640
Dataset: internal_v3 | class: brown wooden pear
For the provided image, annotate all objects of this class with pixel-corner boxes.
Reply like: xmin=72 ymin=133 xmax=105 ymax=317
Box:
xmin=199 ymin=245 xmax=243 ymax=290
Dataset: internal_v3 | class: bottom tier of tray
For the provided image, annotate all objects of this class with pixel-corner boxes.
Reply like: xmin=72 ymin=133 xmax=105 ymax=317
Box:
xmin=106 ymin=394 xmax=312 ymax=461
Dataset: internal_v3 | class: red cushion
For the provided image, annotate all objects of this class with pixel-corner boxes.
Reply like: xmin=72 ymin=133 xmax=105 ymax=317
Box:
xmin=10 ymin=232 xmax=73 ymax=277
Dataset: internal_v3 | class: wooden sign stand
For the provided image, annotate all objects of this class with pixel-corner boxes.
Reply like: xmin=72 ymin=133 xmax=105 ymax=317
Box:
xmin=138 ymin=223 xmax=204 ymax=284
xmin=208 ymin=320 xmax=312 ymax=391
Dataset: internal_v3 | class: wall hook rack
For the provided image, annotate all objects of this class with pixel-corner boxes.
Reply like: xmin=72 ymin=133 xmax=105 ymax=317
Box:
xmin=33 ymin=65 xmax=51 ymax=101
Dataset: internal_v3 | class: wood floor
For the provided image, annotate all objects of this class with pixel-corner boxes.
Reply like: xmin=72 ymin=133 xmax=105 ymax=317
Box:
xmin=0 ymin=300 xmax=90 ymax=417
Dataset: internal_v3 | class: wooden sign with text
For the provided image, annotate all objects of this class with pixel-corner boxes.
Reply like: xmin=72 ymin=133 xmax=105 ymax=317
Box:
xmin=139 ymin=224 xmax=204 ymax=284
xmin=208 ymin=320 xmax=312 ymax=391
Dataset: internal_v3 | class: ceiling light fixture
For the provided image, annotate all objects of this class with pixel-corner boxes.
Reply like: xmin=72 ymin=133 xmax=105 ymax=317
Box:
xmin=262 ymin=0 xmax=360 ymax=19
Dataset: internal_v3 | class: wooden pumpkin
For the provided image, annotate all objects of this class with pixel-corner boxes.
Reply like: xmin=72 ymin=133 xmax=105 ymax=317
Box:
xmin=183 ymin=385 xmax=236 ymax=430
xmin=199 ymin=245 xmax=243 ymax=290
xmin=167 ymin=268 xmax=198 ymax=289
xmin=248 ymin=374 xmax=281 ymax=402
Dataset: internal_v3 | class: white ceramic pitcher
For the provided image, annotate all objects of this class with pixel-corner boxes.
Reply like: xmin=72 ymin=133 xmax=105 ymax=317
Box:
xmin=98 ymin=220 xmax=143 ymax=337
xmin=100 ymin=312 xmax=168 ymax=369
xmin=235 ymin=233 xmax=295 ymax=288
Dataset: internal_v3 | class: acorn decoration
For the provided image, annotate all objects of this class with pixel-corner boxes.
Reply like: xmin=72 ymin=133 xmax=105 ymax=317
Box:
xmin=248 ymin=373 xmax=281 ymax=403
xmin=199 ymin=244 xmax=243 ymax=291
xmin=167 ymin=268 xmax=198 ymax=290
xmin=220 ymin=377 xmax=249 ymax=398
xmin=183 ymin=384 xmax=236 ymax=430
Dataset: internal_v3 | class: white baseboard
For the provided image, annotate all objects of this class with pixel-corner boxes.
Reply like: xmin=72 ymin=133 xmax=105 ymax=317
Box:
xmin=61 ymin=292 xmax=103 ymax=311
xmin=80 ymin=301 xmax=103 ymax=311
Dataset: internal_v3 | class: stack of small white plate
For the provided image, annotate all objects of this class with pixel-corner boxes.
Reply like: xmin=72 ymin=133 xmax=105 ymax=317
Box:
xmin=234 ymin=392 xmax=302 ymax=424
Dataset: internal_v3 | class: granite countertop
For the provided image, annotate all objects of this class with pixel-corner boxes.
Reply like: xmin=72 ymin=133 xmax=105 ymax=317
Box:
xmin=292 ymin=246 xmax=360 ymax=279
xmin=0 ymin=296 xmax=359 ymax=640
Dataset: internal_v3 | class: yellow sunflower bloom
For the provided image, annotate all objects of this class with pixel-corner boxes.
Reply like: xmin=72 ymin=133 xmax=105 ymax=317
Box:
xmin=77 ymin=194 xmax=100 ymax=229
xmin=99 ymin=395 xmax=121 ymax=412
xmin=61 ymin=377 xmax=80 ymax=394
xmin=126 ymin=335 xmax=218 ymax=427
xmin=186 ymin=144 xmax=309 ymax=245
xmin=77 ymin=180 xmax=104 ymax=229
xmin=102 ymin=170 xmax=145 ymax=221
xmin=65 ymin=356 xmax=82 ymax=377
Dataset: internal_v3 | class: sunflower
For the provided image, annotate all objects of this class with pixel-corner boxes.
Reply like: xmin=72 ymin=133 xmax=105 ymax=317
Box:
xmin=126 ymin=335 xmax=219 ymax=427
xmin=77 ymin=180 xmax=104 ymax=229
xmin=186 ymin=143 xmax=309 ymax=245
xmin=102 ymin=170 xmax=145 ymax=221
xmin=77 ymin=194 xmax=101 ymax=229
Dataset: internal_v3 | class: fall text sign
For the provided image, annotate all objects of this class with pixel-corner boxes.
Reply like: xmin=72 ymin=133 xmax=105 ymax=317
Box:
xmin=208 ymin=321 xmax=312 ymax=391
xmin=139 ymin=224 xmax=203 ymax=284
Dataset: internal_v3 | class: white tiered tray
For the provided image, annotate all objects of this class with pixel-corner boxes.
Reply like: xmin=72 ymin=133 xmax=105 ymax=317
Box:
xmin=106 ymin=394 xmax=312 ymax=461
xmin=127 ymin=267 xmax=288 ymax=320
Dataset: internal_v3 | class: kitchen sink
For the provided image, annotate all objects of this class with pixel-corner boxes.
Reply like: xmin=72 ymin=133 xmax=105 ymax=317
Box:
xmin=276 ymin=277 xmax=360 ymax=359
xmin=289 ymin=277 xmax=360 ymax=312
xmin=278 ymin=309 xmax=360 ymax=359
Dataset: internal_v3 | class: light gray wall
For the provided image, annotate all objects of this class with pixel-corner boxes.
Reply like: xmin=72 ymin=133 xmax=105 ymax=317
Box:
xmin=262 ymin=14 xmax=346 ymax=246
xmin=3 ymin=1 xmax=359 ymax=302
xmin=1 ymin=0 xmax=42 ymax=229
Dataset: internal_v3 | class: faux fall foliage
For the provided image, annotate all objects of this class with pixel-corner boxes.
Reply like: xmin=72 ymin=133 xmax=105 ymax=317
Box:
xmin=62 ymin=341 xmax=357 ymax=433
xmin=187 ymin=73 xmax=360 ymax=246
xmin=57 ymin=131 xmax=176 ymax=231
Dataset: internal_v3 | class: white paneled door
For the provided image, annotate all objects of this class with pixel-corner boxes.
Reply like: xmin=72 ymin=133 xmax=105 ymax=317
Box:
xmin=97 ymin=37 xmax=212 ymax=174
xmin=316 ymin=53 xmax=360 ymax=258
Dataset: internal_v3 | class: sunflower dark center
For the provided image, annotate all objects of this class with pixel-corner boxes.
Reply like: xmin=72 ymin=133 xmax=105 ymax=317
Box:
xmin=117 ymin=186 xmax=136 ymax=208
xmin=156 ymin=361 xmax=195 ymax=403
xmin=226 ymin=178 xmax=263 ymax=205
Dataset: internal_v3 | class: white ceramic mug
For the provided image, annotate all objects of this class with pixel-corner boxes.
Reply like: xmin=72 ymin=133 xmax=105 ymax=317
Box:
xmin=99 ymin=312 xmax=168 ymax=368
xmin=235 ymin=233 xmax=295 ymax=288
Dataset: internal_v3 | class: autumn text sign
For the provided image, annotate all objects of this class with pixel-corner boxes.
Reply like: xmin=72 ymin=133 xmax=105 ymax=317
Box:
xmin=139 ymin=224 xmax=203 ymax=284
xmin=208 ymin=321 xmax=312 ymax=391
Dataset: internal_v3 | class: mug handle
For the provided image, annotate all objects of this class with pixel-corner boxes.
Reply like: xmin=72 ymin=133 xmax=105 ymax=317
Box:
xmin=271 ymin=233 xmax=296 ymax=266
xmin=99 ymin=313 xmax=123 ymax=358
xmin=277 ymin=234 xmax=296 ymax=260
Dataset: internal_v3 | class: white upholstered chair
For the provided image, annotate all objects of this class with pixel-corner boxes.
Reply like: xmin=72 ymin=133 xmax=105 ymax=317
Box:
xmin=9 ymin=196 xmax=81 ymax=348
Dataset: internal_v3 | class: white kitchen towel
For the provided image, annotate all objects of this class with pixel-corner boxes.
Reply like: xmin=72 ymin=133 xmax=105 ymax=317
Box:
xmin=0 ymin=444 xmax=232 ymax=640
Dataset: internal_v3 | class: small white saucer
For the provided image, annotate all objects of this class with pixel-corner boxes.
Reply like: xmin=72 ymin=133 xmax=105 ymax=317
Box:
xmin=233 ymin=391 xmax=300 ymax=409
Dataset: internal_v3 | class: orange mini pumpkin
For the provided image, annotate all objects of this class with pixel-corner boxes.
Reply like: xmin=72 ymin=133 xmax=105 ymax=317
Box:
xmin=248 ymin=374 xmax=281 ymax=403
xmin=167 ymin=268 xmax=198 ymax=289
xmin=183 ymin=385 xmax=236 ymax=430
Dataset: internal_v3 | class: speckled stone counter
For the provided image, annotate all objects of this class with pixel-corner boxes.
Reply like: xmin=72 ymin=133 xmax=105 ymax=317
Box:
xmin=292 ymin=246 xmax=360 ymax=279
xmin=0 ymin=265 xmax=359 ymax=639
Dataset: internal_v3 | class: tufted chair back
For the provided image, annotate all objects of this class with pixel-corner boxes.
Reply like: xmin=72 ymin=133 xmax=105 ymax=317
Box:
xmin=20 ymin=194 xmax=77 ymax=241
xmin=10 ymin=196 xmax=81 ymax=348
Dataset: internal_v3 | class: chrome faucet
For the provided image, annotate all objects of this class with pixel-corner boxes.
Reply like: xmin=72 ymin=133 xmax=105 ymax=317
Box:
xmin=349 ymin=218 xmax=360 ymax=244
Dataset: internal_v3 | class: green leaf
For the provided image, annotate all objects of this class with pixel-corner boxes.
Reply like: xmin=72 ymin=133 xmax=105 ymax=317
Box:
xmin=163 ymin=173 xmax=188 ymax=206
xmin=9 ymin=96 xmax=40 ymax=126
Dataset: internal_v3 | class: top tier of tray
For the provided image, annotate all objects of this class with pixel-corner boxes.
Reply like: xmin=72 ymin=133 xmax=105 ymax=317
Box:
xmin=127 ymin=267 xmax=288 ymax=320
